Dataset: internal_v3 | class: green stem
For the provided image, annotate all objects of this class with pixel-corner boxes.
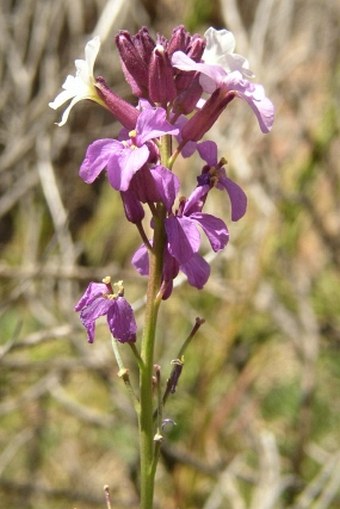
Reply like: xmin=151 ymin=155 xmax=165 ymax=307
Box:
xmin=139 ymin=207 xmax=166 ymax=508
xmin=111 ymin=336 xmax=140 ymax=414
xmin=138 ymin=133 xmax=172 ymax=508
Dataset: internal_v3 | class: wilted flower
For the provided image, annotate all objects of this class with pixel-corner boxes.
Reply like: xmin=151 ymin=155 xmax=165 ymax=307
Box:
xmin=49 ymin=36 xmax=106 ymax=126
xmin=172 ymin=27 xmax=274 ymax=135
xmin=75 ymin=277 xmax=137 ymax=343
xmin=202 ymin=27 xmax=254 ymax=78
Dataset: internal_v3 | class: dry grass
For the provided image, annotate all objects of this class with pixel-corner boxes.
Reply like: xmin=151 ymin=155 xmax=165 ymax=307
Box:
xmin=0 ymin=0 xmax=339 ymax=508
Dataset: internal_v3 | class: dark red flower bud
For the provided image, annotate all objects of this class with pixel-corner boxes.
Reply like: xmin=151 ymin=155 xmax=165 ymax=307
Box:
xmin=95 ymin=76 xmax=139 ymax=130
xmin=186 ymin=35 xmax=206 ymax=62
xmin=181 ymin=88 xmax=236 ymax=143
xmin=167 ymin=25 xmax=191 ymax=55
xmin=148 ymin=46 xmax=177 ymax=107
xmin=133 ymin=27 xmax=155 ymax=62
xmin=115 ymin=29 xmax=154 ymax=97
xmin=173 ymin=78 xmax=202 ymax=115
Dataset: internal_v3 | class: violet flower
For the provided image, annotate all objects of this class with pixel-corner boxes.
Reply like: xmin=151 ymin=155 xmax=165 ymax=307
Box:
xmin=132 ymin=242 xmax=211 ymax=298
xmin=165 ymin=186 xmax=229 ymax=264
xmin=132 ymin=185 xmax=228 ymax=295
xmin=79 ymin=107 xmax=178 ymax=191
xmin=121 ymin=164 xmax=180 ymax=223
xmin=196 ymin=141 xmax=248 ymax=221
xmin=75 ymin=277 xmax=137 ymax=343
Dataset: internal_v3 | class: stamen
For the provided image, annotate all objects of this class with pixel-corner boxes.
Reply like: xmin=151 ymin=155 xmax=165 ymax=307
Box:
xmin=102 ymin=276 xmax=113 ymax=293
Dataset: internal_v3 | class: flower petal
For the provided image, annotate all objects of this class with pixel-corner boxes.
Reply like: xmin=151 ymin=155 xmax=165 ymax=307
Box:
xmin=107 ymin=297 xmax=137 ymax=343
xmin=84 ymin=36 xmax=101 ymax=75
xmin=79 ymin=296 xmax=113 ymax=343
xmin=74 ymin=281 xmax=108 ymax=311
xmin=48 ymin=83 xmax=76 ymax=109
xmin=190 ymin=212 xmax=229 ymax=251
xmin=219 ymin=174 xmax=247 ymax=221
xmin=172 ymin=51 xmax=225 ymax=93
xmin=223 ymin=73 xmax=274 ymax=133
xmin=197 ymin=140 xmax=218 ymax=165
xmin=181 ymin=253 xmax=210 ymax=289
xmin=165 ymin=215 xmax=201 ymax=263
xmin=137 ymin=107 xmax=179 ymax=144
xmin=204 ymin=27 xmax=236 ymax=58
xmin=80 ymin=139 xmax=119 ymax=183
xmin=49 ymin=36 xmax=102 ymax=126
xmin=108 ymin=144 xmax=149 ymax=191
xmin=203 ymin=27 xmax=254 ymax=78
xmin=183 ymin=185 xmax=209 ymax=215
xmin=131 ymin=244 xmax=149 ymax=275
xmin=151 ymin=165 xmax=180 ymax=211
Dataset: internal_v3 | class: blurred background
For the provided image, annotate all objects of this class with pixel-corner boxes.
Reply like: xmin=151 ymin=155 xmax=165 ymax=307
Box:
xmin=0 ymin=0 xmax=339 ymax=508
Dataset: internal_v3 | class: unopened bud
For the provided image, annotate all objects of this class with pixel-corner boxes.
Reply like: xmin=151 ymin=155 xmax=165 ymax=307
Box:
xmin=149 ymin=45 xmax=177 ymax=107
xmin=95 ymin=77 xmax=139 ymax=130
xmin=181 ymin=88 xmax=235 ymax=143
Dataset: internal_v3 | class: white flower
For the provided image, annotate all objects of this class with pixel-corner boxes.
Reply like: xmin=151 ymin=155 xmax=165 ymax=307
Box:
xmin=202 ymin=27 xmax=254 ymax=79
xmin=49 ymin=36 xmax=104 ymax=126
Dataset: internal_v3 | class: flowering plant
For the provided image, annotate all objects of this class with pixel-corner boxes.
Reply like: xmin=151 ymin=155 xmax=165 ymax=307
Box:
xmin=50 ymin=25 xmax=274 ymax=508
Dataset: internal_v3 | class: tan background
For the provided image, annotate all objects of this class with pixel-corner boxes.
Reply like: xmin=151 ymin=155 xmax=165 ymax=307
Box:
xmin=0 ymin=0 xmax=339 ymax=508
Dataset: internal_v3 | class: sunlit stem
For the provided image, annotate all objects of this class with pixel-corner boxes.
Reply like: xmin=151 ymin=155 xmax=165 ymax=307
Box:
xmin=104 ymin=485 xmax=113 ymax=509
xmin=138 ymin=134 xmax=171 ymax=509
xmin=111 ymin=336 xmax=140 ymax=413
xmin=129 ymin=343 xmax=144 ymax=370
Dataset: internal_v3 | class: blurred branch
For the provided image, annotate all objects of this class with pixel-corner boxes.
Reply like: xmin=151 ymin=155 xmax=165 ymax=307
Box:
xmin=49 ymin=382 xmax=115 ymax=427
xmin=0 ymin=262 xmax=120 ymax=281
xmin=0 ymin=171 xmax=39 ymax=217
xmin=0 ymin=324 xmax=74 ymax=353
xmin=289 ymin=451 xmax=340 ymax=509
xmin=250 ymin=431 xmax=284 ymax=509
xmin=0 ymin=373 xmax=60 ymax=417
xmin=0 ymin=478 xmax=107 ymax=506
xmin=0 ymin=428 xmax=34 ymax=477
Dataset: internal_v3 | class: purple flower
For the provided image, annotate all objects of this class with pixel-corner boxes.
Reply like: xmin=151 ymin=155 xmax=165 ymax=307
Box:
xmin=121 ymin=165 xmax=180 ymax=223
xmin=75 ymin=278 xmax=137 ymax=343
xmin=132 ymin=185 xmax=228 ymax=295
xmin=196 ymin=141 xmax=247 ymax=221
xmin=165 ymin=186 xmax=229 ymax=264
xmin=79 ymin=107 xmax=179 ymax=191
xmin=132 ymin=242 xmax=211 ymax=298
